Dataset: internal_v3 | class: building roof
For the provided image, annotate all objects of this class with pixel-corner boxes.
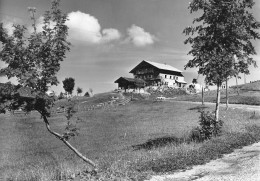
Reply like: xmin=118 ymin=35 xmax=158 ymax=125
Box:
xmin=17 ymin=87 xmax=36 ymax=98
xmin=145 ymin=60 xmax=182 ymax=72
xmin=114 ymin=77 xmax=146 ymax=84
xmin=0 ymin=83 xmax=36 ymax=99
xmin=176 ymin=80 xmax=187 ymax=84
xmin=129 ymin=60 xmax=182 ymax=74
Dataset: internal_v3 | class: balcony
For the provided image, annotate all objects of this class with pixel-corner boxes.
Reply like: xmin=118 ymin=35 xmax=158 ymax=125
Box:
xmin=135 ymin=75 xmax=162 ymax=80
xmin=136 ymin=69 xmax=154 ymax=74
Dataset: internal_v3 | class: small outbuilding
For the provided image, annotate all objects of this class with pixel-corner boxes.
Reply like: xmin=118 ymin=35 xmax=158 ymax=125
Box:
xmin=114 ymin=77 xmax=146 ymax=91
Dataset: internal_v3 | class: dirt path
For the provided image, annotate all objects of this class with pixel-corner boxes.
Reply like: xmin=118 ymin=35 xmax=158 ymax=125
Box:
xmin=147 ymin=141 xmax=260 ymax=181
xmin=146 ymin=101 xmax=260 ymax=181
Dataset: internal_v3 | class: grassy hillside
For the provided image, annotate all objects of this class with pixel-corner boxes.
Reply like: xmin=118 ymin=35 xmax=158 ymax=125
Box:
xmin=176 ymin=81 xmax=260 ymax=105
xmin=1 ymin=100 xmax=260 ymax=180
xmin=52 ymin=91 xmax=124 ymax=111
xmin=231 ymin=80 xmax=260 ymax=91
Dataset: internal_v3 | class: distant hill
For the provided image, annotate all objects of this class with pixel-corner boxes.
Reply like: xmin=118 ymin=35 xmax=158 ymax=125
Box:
xmin=231 ymin=80 xmax=260 ymax=91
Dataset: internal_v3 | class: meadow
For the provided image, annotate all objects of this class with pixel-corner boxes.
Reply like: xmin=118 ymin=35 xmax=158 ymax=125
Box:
xmin=1 ymin=100 xmax=260 ymax=180
xmin=176 ymin=88 xmax=260 ymax=105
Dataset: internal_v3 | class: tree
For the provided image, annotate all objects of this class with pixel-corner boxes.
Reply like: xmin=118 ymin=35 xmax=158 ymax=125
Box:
xmin=62 ymin=77 xmax=75 ymax=96
xmin=58 ymin=92 xmax=64 ymax=100
xmin=226 ymin=79 xmax=229 ymax=110
xmin=183 ymin=0 xmax=260 ymax=122
xmin=76 ymin=87 xmax=83 ymax=96
xmin=0 ymin=0 xmax=96 ymax=170
xmin=192 ymin=78 xmax=198 ymax=84
xmin=84 ymin=92 xmax=90 ymax=97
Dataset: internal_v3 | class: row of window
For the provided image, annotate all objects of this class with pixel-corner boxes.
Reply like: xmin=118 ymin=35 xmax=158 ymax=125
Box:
xmin=136 ymin=74 xmax=155 ymax=79
xmin=164 ymin=74 xmax=178 ymax=80
xmin=135 ymin=74 xmax=179 ymax=80
xmin=136 ymin=68 xmax=154 ymax=74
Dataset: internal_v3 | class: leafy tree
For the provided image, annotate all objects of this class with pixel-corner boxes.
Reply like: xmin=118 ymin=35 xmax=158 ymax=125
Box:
xmin=84 ymin=92 xmax=90 ymax=97
xmin=192 ymin=78 xmax=197 ymax=84
xmin=183 ymin=0 xmax=260 ymax=121
xmin=76 ymin=87 xmax=83 ymax=96
xmin=0 ymin=0 xmax=96 ymax=169
xmin=58 ymin=92 xmax=64 ymax=100
xmin=62 ymin=77 xmax=75 ymax=96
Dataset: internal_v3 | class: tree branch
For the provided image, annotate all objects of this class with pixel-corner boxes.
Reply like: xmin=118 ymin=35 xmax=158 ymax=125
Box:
xmin=41 ymin=113 xmax=97 ymax=169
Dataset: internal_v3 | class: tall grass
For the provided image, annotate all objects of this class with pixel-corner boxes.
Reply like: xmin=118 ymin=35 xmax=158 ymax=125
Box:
xmin=1 ymin=101 xmax=260 ymax=180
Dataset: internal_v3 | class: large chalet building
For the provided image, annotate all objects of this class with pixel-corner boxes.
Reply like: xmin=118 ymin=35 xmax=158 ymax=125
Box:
xmin=115 ymin=60 xmax=187 ymax=90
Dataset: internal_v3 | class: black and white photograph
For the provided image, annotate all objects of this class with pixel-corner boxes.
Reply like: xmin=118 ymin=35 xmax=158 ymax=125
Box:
xmin=0 ymin=0 xmax=260 ymax=180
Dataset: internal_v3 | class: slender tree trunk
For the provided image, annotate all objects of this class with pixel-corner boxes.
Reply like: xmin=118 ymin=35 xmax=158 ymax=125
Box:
xmin=215 ymin=82 xmax=221 ymax=122
xmin=41 ymin=114 xmax=97 ymax=169
xmin=236 ymin=76 xmax=239 ymax=95
xmin=226 ymin=79 xmax=229 ymax=110
xmin=202 ymin=86 xmax=204 ymax=105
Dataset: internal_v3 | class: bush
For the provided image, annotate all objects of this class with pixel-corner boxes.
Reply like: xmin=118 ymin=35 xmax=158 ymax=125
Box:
xmin=189 ymin=111 xmax=223 ymax=142
xmin=58 ymin=92 xmax=65 ymax=100
xmin=84 ymin=92 xmax=90 ymax=97
xmin=189 ymin=126 xmax=203 ymax=142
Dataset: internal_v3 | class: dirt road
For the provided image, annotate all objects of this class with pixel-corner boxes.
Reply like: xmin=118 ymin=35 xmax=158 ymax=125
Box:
xmin=148 ymin=141 xmax=260 ymax=181
xmin=147 ymin=101 xmax=260 ymax=181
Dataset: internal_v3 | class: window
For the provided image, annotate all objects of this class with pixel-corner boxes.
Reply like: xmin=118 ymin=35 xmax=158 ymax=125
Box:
xmin=176 ymin=76 xmax=178 ymax=80
xmin=170 ymin=76 xmax=172 ymax=79
xmin=165 ymin=75 xmax=167 ymax=78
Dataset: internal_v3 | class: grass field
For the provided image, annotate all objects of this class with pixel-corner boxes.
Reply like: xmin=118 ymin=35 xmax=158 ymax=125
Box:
xmin=1 ymin=100 xmax=260 ymax=180
xmin=175 ymin=88 xmax=260 ymax=105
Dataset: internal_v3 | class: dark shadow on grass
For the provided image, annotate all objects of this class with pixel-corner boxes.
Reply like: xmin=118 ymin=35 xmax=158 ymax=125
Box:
xmin=188 ymin=105 xmax=209 ymax=111
xmin=132 ymin=136 xmax=184 ymax=150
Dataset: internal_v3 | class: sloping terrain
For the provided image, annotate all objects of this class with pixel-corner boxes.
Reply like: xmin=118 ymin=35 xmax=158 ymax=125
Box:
xmin=146 ymin=86 xmax=188 ymax=99
xmin=176 ymin=81 xmax=260 ymax=105
xmin=232 ymin=80 xmax=260 ymax=91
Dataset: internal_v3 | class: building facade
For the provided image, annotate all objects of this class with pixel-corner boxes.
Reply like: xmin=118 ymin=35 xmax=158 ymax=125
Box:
xmin=129 ymin=60 xmax=187 ymax=88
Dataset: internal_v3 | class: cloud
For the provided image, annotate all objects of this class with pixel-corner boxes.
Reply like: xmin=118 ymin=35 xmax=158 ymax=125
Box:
xmin=66 ymin=11 xmax=121 ymax=44
xmin=32 ymin=11 xmax=120 ymax=44
xmin=101 ymin=28 xmax=121 ymax=43
xmin=126 ymin=24 xmax=156 ymax=47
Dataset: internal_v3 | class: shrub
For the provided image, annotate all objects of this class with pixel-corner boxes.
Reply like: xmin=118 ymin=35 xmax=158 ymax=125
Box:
xmin=189 ymin=126 xmax=203 ymax=142
xmin=58 ymin=92 xmax=65 ymax=100
xmin=84 ymin=92 xmax=90 ymax=97
xmin=189 ymin=111 xmax=223 ymax=142
xmin=199 ymin=111 xmax=223 ymax=140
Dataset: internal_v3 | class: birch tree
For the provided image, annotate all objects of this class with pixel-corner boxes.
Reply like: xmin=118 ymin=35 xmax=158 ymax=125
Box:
xmin=183 ymin=0 xmax=260 ymax=121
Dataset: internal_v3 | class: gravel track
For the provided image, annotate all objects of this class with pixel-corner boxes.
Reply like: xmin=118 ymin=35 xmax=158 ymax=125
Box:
xmin=147 ymin=142 xmax=260 ymax=181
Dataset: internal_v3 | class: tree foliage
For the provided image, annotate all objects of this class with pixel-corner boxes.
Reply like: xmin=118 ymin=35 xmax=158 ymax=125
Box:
xmin=183 ymin=0 xmax=260 ymax=86
xmin=0 ymin=0 xmax=70 ymax=115
xmin=84 ymin=92 xmax=90 ymax=97
xmin=183 ymin=0 xmax=260 ymax=121
xmin=76 ymin=87 xmax=83 ymax=96
xmin=0 ymin=0 xmax=96 ymax=169
xmin=62 ymin=77 xmax=75 ymax=95
xmin=192 ymin=78 xmax=198 ymax=84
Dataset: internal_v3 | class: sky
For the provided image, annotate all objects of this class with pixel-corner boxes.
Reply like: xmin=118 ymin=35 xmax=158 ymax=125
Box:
xmin=0 ymin=0 xmax=260 ymax=94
